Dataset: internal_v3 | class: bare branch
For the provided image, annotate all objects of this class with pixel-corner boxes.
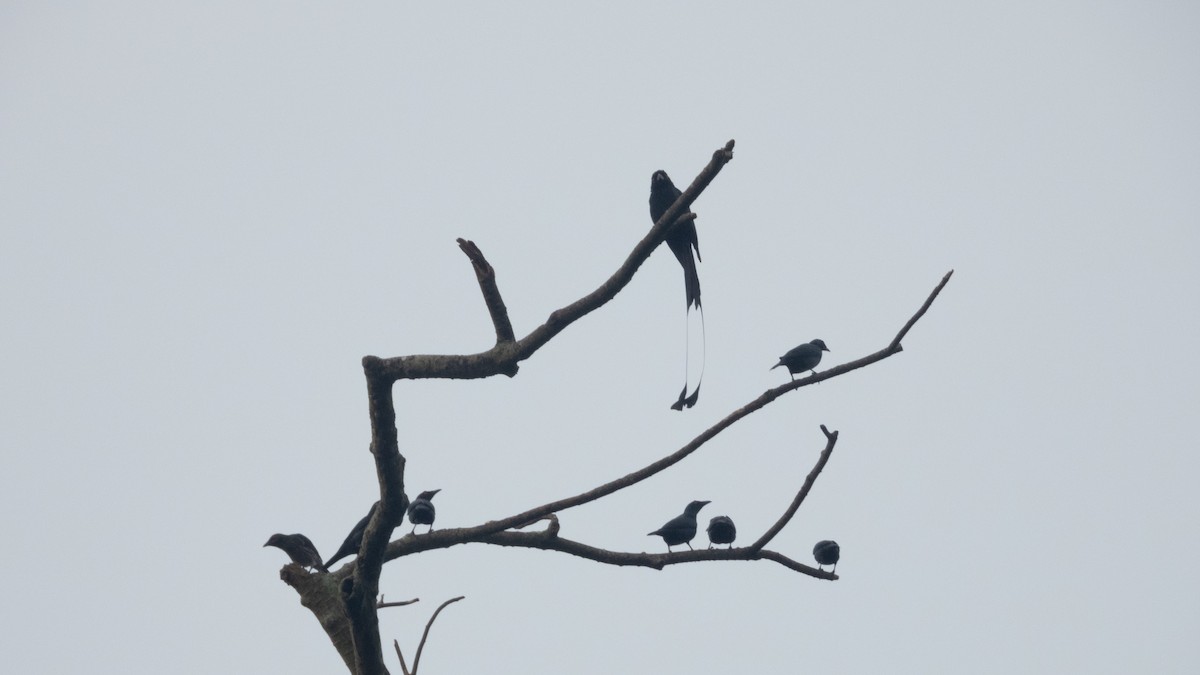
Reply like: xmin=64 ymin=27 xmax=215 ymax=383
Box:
xmin=353 ymin=468 xmax=839 ymax=580
xmin=892 ymin=269 xmax=953 ymax=349
xmin=771 ymin=269 xmax=955 ymax=393
xmin=456 ymin=238 xmax=516 ymax=345
xmin=366 ymin=517 xmax=830 ymax=579
xmin=466 ymin=530 xmax=833 ymax=579
xmin=344 ymin=372 xmax=407 ymax=675
xmin=748 ymin=425 xmax=838 ymax=553
xmin=394 ymin=640 xmax=410 ymax=675
xmin=411 ymin=596 xmax=466 ymax=675
xmin=362 ymin=139 xmax=737 ymax=382
xmin=756 ymin=549 xmax=837 ymax=579
xmin=378 ymin=596 xmax=420 ymax=610
xmin=374 ymin=270 xmax=953 ymax=549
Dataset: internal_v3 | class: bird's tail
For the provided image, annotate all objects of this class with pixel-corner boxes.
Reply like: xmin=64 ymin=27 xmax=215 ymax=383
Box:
xmin=671 ymin=305 xmax=705 ymax=410
xmin=683 ymin=257 xmax=701 ymax=311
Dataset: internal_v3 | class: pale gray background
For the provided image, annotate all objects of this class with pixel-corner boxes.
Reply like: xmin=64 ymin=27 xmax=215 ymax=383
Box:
xmin=2 ymin=2 xmax=1197 ymax=673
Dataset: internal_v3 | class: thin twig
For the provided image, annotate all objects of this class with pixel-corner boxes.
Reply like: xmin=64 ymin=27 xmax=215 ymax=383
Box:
xmin=378 ymin=596 xmax=420 ymax=610
xmin=770 ymin=270 xmax=954 ymax=395
xmin=394 ymin=640 xmax=410 ymax=675
xmin=411 ymin=596 xmax=466 ymax=675
xmin=891 ymin=269 xmax=953 ymax=349
xmin=748 ymin=425 xmax=838 ymax=553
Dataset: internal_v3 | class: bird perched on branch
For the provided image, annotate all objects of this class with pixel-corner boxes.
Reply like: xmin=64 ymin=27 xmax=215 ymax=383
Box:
xmin=649 ymin=169 xmax=705 ymax=410
xmin=772 ymin=339 xmax=830 ymax=380
xmin=649 ymin=170 xmax=702 ymax=312
xmin=264 ymin=533 xmax=327 ymax=572
xmin=323 ymin=494 xmax=409 ymax=570
xmin=648 ymin=500 xmax=710 ymax=551
xmin=407 ymin=489 xmax=441 ymax=534
xmin=813 ymin=539 xmax=840 ymax=572
xmin=324 ymin=503 xmax=377 ymax=570
xmin=706 ymin=515 xmax=737 ymax=549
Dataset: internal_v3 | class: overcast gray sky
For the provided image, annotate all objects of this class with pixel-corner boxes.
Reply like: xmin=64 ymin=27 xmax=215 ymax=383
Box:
xmin=2 ymin=2 xmax=1198 ymax=673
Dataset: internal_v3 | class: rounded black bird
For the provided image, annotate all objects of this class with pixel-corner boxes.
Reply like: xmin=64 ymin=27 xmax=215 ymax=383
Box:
xmin=323 ymin=495 xmax=409 ymax=570
xmin=813 ymin=539 xmax=840 ymax=572
xmin=407 ymin=489 xmax=441 ymax=534
xmin=706 ymin=515 xmax=737 ymax=549
xmin=264 ymin=533 xmax=327 ymax=572
xmin=649 ymin=170 xmax=702 ymax=312
xmin=648 ymin=500 xmax=710 ymax=551
xmin=772 ymin=339 xmax=830 ymax=380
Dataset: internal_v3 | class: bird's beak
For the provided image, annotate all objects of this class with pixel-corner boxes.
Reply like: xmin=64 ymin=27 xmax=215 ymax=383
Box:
xmin=430 ymin=489 xmax=442 ymax=496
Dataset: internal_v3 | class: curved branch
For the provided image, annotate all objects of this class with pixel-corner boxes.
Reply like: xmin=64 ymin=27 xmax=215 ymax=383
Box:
xmin=397 ymin=529 xmax=837 ymax=579
xmin=756 ymin=549 xmax=837 ymax=579
xmin=375 ymin=270 xmax=953 ymax=548
xmin=410 ymin=596 xmax=465 ymax=675
xmin=747 ymin=425 xmax=838 ymax=553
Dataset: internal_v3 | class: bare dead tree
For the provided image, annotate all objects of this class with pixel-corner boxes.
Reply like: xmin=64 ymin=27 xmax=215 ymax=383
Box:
xmin=272 ymin=139 xmax=953 ymax=674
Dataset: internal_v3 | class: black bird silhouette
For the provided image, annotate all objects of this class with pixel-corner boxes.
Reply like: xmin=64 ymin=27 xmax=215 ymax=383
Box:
xmin=772 ymin=339 xmax=830 ymax=380
xmin=323 ymin=495 xmax=409 ymax=570
xmin=649 ymin=169 xmax=705 ymax=410
xmin=264 ymin=533 xmax=327 ymax=572
xmin=407 ymin=489 xmax=441 ymax=534
xmin=649 ymin=170 xmax=702 ymax=312
xmin=324 ymin=503 xmax=376 ymax=570
xmin=648 ymin=500 xmax=710 ymax=551
xmin=813 ymin=539 xmax=840 ymax=572
xmin=706 ymin=515 xmax=737 ymax=549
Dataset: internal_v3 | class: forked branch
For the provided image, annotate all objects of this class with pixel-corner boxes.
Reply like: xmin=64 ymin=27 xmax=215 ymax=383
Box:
xmin=373 ymin=427 xmax=840 ymax=580
xmin=361 ymin=139 xmax=736 ymax=382
xmin=371 ymin=269 xmax=952 ymax=555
